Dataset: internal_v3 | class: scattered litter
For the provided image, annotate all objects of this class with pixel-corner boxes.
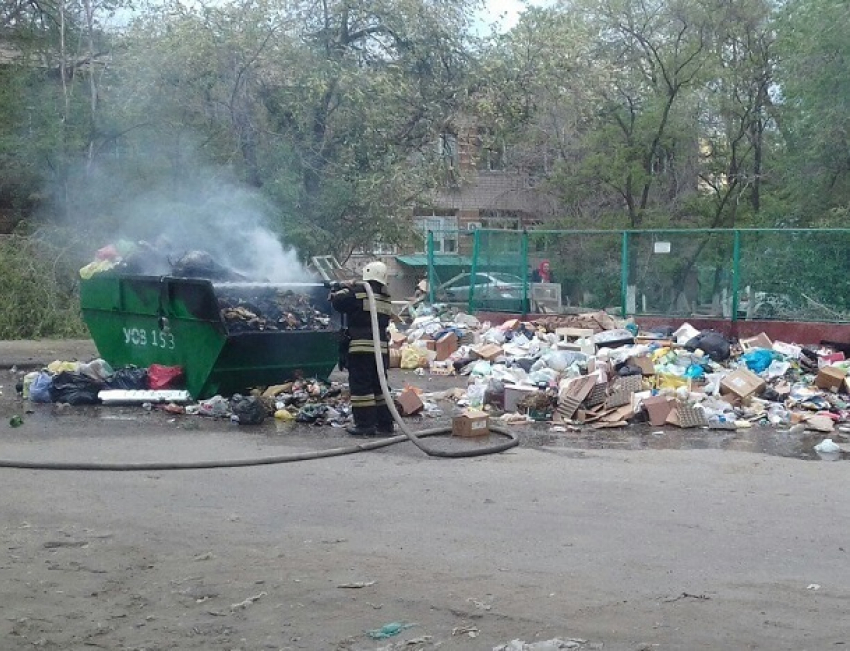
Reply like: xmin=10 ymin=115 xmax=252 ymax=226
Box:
xmin=377 ymin=636 xmax=433 ymax=651
xmin=9 ymin=415 xmax=23 ymax=428
xmin=663 ymin=592 xmax=711 ymax=602
xmin=337 ymin=581 xmax=376 ymax=589
xmin=366 ymin=622 xmax=416 ymax=639
xmin=814 ymin=439 xmax=840 ymax=454
xmin=467 ymin=598 xmax=492 ymax=610
xmin=193 ymin=552 xmax=214 ymax=561
xmin=807 ymin=584 xmax=821 ymax=590
xmin=493 ymin=639 xmax=587 ymax=650
xmin=452 ymin=624 xmax=480 ymax=637
xmin=230 ymin=592 xmax=267 ymax=610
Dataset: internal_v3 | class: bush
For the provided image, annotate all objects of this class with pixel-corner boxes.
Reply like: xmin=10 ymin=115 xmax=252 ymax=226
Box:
xmin=0 ymin=231 xmax=89 ymax=339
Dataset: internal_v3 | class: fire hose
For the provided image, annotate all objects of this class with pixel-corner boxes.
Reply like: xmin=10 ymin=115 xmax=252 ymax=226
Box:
xmin=0 ymin=282 xmax=518 ymax=470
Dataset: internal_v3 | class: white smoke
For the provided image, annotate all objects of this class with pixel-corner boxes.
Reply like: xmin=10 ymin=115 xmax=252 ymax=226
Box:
xmin=104 ymin=171 xmax=313 ymax=283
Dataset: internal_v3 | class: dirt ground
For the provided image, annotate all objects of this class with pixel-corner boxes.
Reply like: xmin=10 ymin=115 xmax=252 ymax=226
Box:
xmin=1 ymin=341 xmax=849 ymax=650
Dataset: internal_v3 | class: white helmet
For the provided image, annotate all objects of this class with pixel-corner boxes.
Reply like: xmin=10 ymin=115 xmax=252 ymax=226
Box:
xmin=362 ymin=260 xmax=388 ymax=285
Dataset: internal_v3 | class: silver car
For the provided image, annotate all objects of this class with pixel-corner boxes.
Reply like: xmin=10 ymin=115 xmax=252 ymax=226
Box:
xmin=434 ymin=272 xmax=525 ymax=302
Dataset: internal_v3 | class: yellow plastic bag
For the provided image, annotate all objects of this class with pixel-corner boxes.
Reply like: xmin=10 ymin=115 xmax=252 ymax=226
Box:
xmin=655 ymin=373 xmax=689 ymax=390
xmin=400 ymin=345 xmax=428 ymax=370
xmin=47 ymin=360 xmax=80 ymax=374
xmin=79 ymin=259 xmax=117 ymax=279
xmin=274 ymin=409 xmax=295 ymax=421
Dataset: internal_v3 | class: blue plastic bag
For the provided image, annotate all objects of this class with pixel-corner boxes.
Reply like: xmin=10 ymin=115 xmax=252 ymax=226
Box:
xmin=684 ymin=364 xmax=705 ymax=379
xmin=742 ymin=349 xmax=775 ymax=373
xmin=29 ymin=371 xmax=54 ymax=403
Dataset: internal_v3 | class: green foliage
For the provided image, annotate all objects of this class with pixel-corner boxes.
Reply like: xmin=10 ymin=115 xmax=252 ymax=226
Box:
xmin=0 ymin=230 xmax=89 ymax=339
xmin=774 ymin=0 xmax=850 ymax=217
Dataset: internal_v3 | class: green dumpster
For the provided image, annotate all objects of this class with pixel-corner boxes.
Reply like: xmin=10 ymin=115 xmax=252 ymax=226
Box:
xmin=80 ymin=275 xmax=340 ymax=399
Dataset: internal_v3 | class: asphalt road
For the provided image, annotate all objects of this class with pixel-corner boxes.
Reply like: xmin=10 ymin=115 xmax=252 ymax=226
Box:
xmin=1 ymin=341 xmax=849 ymax=650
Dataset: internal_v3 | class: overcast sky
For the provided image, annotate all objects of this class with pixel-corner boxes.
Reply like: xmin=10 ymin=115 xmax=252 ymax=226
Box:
xmin=478 ymin=0 xmax=529 ymax=31
xmin=109 ymin=0 xmax=543 ymax=34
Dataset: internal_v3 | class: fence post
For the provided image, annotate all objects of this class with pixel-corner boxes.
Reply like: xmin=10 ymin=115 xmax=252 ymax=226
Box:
xmin=521 ymin=229 xmax=529 ymax=315
xmin=620 ymin=230 xmax=630 ymax=318
xmin=468 ymin=228 xmax=481 ymax=313
xmin=427 ymin=230 xmax=436 ymax=304
xmin=731 ymin=229 xmax=741 ymax=323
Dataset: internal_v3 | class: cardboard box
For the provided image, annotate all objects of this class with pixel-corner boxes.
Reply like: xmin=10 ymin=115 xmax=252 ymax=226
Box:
xmin=642 ymin=395 xmax=674 ymax=426
xmin=472 ymin=343 xmax=503 ymax=362
xmin=815 ymin=365 xmax=847 ymax=391
xmin=452 ymin=409 xmax=490 ymax=437
xmin=503 ymin=319 xmax=521 ymax=330
xmin=627 ymin=356 xmax=656 ymax=376
xmin=424 ymin=339 xmax=436 ymax=352
xmin=720 ymin=368 xmax=766 ymax=399
xmin=395 ymin=388 xmax=424 ymax=416
xmin=388 ymin=348 xmax=402 ymax=369
xmin=741 ymin=333 xmax=773 ymax=350
xmin=390 ymin=332 xmax=408 ymax=348
xmin=435 ymin=332 xmax=458 ymax=362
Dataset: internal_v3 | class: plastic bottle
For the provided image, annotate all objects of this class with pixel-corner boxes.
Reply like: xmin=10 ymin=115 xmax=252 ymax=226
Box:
xmin=467 ymin=382 xmax=486 ymax=409
xmin=21 ymin=371 xmax=39 ymax=399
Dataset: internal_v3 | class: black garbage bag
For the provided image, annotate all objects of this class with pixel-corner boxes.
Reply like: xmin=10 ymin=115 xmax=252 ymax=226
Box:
xmin=230 ymin=394 xmax=266 ymax=425
xmin=617 ymin=363 xmax=644 ymax=377
xmin=649 ymin=325 xmax=676 ymax=337
xmin=171 ymin=250 xmax=247 ymax=282
xmin=683 ymin=330 xmax=731 ymax=361
xmin=50 ymin=371 xmax=104 ymax=405
xmin=105 ymin=367 xmax=148 ymax=391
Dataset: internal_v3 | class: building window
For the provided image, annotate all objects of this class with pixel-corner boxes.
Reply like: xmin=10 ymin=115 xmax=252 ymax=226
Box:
xmin=414 ymin=213 xmax=459 ymax=253
xmin=353 ymin=236 xmax=397 ymax=256
xmin=438 ymin=133 xmax=458 ymax=169
xmin=480 ymin=210 xmax=522 ymax=230
xmin=476 ymin=128 xmax=505 ymax=171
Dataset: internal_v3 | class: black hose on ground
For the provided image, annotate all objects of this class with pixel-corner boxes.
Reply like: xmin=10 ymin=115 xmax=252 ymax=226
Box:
xmin=0 ymin=282 xmax=518 ymax=471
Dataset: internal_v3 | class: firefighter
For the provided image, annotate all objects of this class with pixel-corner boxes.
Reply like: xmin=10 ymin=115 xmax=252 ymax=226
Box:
xmin=329 ymin=261 xmax=395 ymax=437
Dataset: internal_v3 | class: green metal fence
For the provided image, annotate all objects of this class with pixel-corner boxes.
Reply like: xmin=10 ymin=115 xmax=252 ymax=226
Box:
xmin=423 ymin=228 xmax=850 ymax=322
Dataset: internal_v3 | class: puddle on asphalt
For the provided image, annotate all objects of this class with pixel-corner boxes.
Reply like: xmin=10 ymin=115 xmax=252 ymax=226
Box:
xmin=521 ymin=427 xmax=850 ymax=461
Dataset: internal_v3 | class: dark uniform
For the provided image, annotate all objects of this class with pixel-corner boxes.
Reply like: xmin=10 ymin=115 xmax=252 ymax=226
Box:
xmin=330 ymin=280 xmax=394 ymax=435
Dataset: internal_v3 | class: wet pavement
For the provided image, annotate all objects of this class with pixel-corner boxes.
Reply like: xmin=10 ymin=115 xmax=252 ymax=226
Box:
xmin=2 ymin=390 xmax=848 ymax=466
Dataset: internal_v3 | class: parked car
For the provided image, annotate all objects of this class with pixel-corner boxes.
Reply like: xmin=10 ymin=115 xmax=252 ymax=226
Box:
xmin=737 ymin=287 xmax=796 ymax=319
xmin=434 ymin=272 xmax=525 ymax=303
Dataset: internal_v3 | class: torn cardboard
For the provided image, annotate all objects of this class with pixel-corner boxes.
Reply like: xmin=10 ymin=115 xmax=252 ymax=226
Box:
xmin=395 ymin=388 xmax=424 ymax=416
xmin=472 ymin=343 xmax=503 ymax=362
xmin=642 ymin=395 xmax=674 ymax=427
xmin=435 ymin=332 xmax=458 ymax=362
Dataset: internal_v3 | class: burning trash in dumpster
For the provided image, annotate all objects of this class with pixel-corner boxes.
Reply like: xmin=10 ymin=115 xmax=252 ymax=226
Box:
xmin=216 ymin=286 xmax=331 ymax=333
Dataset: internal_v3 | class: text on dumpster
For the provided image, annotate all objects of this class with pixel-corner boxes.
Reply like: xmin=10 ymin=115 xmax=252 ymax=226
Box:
xmin=123 ymin=327 xmax=175 ymax=349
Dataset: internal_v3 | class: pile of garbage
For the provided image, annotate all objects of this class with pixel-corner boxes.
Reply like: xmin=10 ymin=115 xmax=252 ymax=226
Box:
xmin=218 ymin=287 xmax=331 ymax=332
xmin=20 ymin=359 xmax=179 ymax=406
xmin=389 ymin=309 xmax=850 ymax=435
xmin=18 ymin=361 xmax=349 ymax=427
xmin=79 ymin=241 xmax=247 ymax=281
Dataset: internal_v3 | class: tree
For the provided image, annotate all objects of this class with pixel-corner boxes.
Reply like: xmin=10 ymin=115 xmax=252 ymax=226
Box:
xmin=101 ymin=0 xmax=479 ymax=260
xmin=774 ymin=0 xmax=850 ymax=221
